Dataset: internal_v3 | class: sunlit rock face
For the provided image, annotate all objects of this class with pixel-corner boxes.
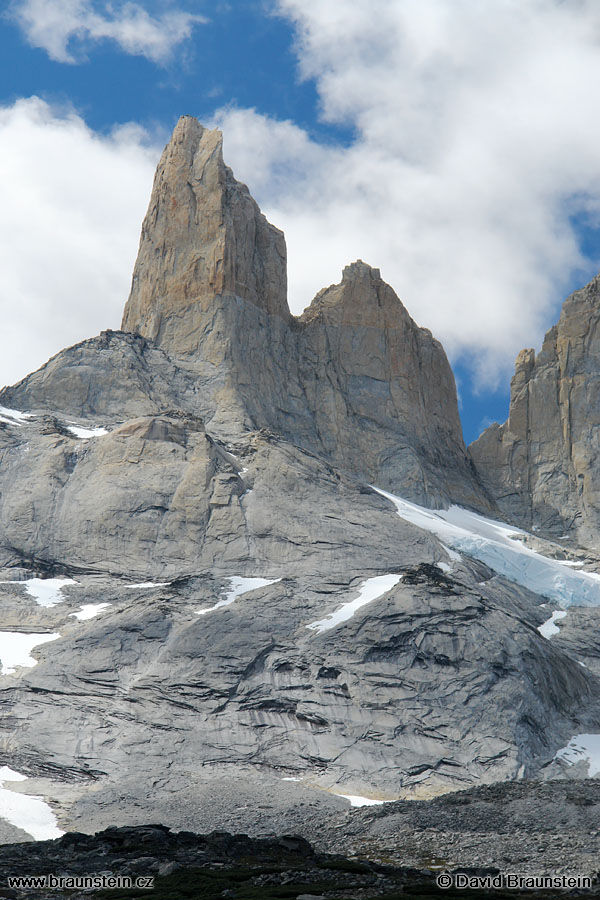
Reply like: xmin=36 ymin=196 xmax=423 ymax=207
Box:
xmin=297 ymin=259 xmax=487 ymax=507
xmin=117 ymin=116 xmax=487 ymax=507
xmin=471 ymin=274 xmax=600 ymax=548
xmin=121 ymin=116 xmax=290 ymax=343
xmin=2 ymin=115 xmax=600 ymax=841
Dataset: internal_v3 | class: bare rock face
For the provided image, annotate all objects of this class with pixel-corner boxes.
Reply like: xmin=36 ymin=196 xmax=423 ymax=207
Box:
xmin=0 ymin=413 xmax=436 ymax=579
xmin=116 ymin=116 xmax=488 ymax=507
xmin=122 ymin=116 xmax=289 ymax=347
xmin=120 ymin=117 xmax=308 ymax=441
xmin=470 ymin=274 xmax=600 ymax=547
xmin=2 ymin=116 xmax=600 ymax=843
xmin=298 ymin=261 xmax=486 ymax=507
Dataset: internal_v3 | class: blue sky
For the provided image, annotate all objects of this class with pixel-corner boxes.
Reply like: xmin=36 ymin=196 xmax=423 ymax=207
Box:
xmin=2 ymin=3 xmax=342 ymax=142
xmin=3 ymin=1 xmax=600 ymax=444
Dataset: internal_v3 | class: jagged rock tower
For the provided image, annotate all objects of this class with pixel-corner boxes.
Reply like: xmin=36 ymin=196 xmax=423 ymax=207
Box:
xmin=471 ymin=274 xmax=600 ymax=548
xmin=122 ymin=117 xmax=290 ymax=338
xmin=0 ymin=115 xmax=599 ymax=832
xmin=118 ymin=116 xmax=487 ymax=508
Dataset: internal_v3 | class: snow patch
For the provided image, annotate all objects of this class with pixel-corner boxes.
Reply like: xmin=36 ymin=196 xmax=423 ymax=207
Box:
xmin=24 ymin=578 xmax=74 ymax=608
xmin=125 ymin=582 xmax=171 ymax=589
xmin=555 ymin=734 xmax=600 ymax=777
xmin=0 ymin=767 xmax=63 ymax=840
xmin=0 ymin=632 xmax=60 ymax=675
xmin=0 ymin=578 xmax=75 ymax=608
xmin=0 ymin=406 xmax=33 ymax=426
xmin=538 ymin=609 xmax=567 ymax=639
xmin=437 ymin=562 xmax=453 ymax=574
xmin=70 ymin=603 xmax=111 ymax=621
xmin=0 ymin=768 xmax=27 ymax=782
xmin=307 ymin=574 xmax=402 ymax=634
xmin=197 ymin=577 xmax=281 ymax=616
xmin=371 ymin=486 xmax=600 ymax=609
xmin=333 ymin=792 xmax=385 ymax=807
xmin=66 ymin=425 xmax=108 ymax=439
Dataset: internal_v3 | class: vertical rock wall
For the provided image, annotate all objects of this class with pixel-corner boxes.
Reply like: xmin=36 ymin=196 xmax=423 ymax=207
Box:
xmin=471 ymin=274 xmax=600 ymax=546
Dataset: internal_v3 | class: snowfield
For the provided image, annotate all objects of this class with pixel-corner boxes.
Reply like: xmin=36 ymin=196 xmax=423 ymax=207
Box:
xmin=0 ymin=767 xmax=63 ymax=840
xmin=372 ymin=486 xmax=600 ymax=609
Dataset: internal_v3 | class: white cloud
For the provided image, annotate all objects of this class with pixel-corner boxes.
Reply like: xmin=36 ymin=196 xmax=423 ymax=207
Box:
xmin=0 ymin=97 xmax=160 ymax=389
xmin=5 ymin=2 xmax=600 ymax=393
xmin=10 ymin=0 xmax=205 ymax=64
xmin=211 ymin=0 xmax=600 ymax=386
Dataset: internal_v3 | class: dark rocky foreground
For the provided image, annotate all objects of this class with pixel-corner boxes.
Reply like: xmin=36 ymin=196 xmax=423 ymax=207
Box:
xmin=2 ymin=781 xmax=600 ymax=899
xmin=0 ymin=824 xmax=595 ymax=900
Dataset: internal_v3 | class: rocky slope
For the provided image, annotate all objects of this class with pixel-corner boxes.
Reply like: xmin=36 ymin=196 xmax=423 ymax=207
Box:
xmin=470 ymin=274 xmax=600 ymax=548
xmin=2 ymin=789 xmax=600 ymax=898
xmin=0 ymin=116 xmax=600 ymax=853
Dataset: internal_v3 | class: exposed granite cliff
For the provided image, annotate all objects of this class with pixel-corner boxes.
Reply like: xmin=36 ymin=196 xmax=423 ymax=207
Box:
xmin=122 ymin=116 xmax=290 ymax=337
xmin=470 ymin=274 xmax=600 ymax=547
xmin=1 ymin=116 xmax=599 ymax=845
xmin=298 ymin=260 xmax=485 ymax=505
xmin=118 ymin=116 xmax=484 ymax=506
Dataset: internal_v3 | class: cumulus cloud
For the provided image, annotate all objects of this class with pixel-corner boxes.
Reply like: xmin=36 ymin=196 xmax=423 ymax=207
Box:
xmin=212 ymin=0 xmax=600 ymax=386
xmin=0 ymin=97 xmax=160 ymax=389
xmin=5 ymin=2 xmax=600 ymax=393
xmin=10 ymin=0 xmax=205 ymax=64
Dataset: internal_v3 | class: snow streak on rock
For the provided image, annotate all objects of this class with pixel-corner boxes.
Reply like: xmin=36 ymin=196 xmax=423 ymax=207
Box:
xmin=196 ymin=577 xmax=281 ymax=616
xmin=538 ymin=610 xmax=567 ymax=639
xmin=372 ymin=486 xmax=600 ymax=608
xmin=306 ymin=574 xmax=402 ymax=633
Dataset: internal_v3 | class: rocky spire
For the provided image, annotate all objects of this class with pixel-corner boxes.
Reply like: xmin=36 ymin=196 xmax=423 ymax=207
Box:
xmin=7 ymin=115 xmax=491 ymax=508
xmin=121 ymin=116 xmax=289 ymax=355
xmin=297 ymin=260 xmax=490 ymax=508
xmin=470 ymin=272 xmax=600 ymax=546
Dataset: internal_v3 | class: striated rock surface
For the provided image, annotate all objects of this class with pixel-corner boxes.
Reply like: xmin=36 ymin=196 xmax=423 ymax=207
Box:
xmin=0 ymin=412 xmax=440 ymax=578
xmin=0 ymin=331 xmax=200 ymax=421
xmin=298 ymin=260 xmax=485 ymax=506
xmin=2 ymin=115 xmax=600 ymax=850
xmin=122 ymin=116 xmax=290 ymax=342
xmin=115 ymin=116 xmax=488 ymax=506
xmin=470 ymin=274 xmax=600 ymax=547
